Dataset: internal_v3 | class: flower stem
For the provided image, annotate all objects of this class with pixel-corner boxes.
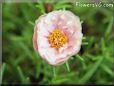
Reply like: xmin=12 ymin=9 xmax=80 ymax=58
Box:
xmin=53 ymin=67 xmax=56 ymax=78
xmin=65 ymin=61 xmax=70 ymax=72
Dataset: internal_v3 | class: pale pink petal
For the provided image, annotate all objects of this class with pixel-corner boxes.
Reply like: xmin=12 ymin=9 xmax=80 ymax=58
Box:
xmin=33 ymin=26 xmax=38 ymax=52
xmin=55 ymin=57 xmax=69 ymax=65
xmin=33 ymin=10 xmax=83 ymax=66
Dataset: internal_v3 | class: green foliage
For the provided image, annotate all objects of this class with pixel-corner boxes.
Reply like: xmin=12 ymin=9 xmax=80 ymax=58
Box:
xmin=2 ymin=2 xmax=114 ymax=85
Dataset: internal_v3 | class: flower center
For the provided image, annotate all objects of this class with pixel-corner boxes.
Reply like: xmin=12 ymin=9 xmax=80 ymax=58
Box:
xmin=48 ymin=29 xmax=68 ymax=49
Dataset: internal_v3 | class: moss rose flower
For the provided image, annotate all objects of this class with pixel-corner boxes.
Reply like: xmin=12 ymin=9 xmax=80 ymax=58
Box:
xmin=33 ymin=10 xmax=83 ymax=65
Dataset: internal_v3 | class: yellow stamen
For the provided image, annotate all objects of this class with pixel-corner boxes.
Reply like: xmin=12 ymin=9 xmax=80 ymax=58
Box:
xmin=48 ymin=29 xmax=68 ymax=49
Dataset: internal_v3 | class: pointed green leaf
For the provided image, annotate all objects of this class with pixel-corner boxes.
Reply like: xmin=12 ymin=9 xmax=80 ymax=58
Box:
xmin=78 ymin=56 xmax=104 ymax=83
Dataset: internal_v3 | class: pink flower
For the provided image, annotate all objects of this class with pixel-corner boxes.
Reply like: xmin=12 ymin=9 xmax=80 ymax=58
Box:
xmin=33 ymin=10 xmax=83 ymax=66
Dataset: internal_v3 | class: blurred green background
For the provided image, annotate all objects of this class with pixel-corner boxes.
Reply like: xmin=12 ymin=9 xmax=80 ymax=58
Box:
xmin=2 ymin=1 xmax=114 ymax=85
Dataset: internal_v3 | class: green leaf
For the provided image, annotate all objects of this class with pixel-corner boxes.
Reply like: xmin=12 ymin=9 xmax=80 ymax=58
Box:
xmin=82 ymin=36 xmax=86 ymax=40
xmin=78 ymin=56 xmax=104 ymax=83
xmin=105 ymin=17 xmax=113 ymax=37
xmin=76 ymin=54 xmax=84 ymax=62
xmin=101 ymin=38 xmax=106 ymax=54
xmin=17 ymin=66 xmax=30 ymax=84
xmin=51 ymin=78 xmax=70 ymax=84
xmin=86 ymin=36 xmax=94 ymax=49
xmin=36 ymin=4 xmax=45 ymax=14
xmin=14 ymin=55 xmax=26 ymax=65
xmin=18 ymin=42 xmax=35 ymax=62
xmin=82 ymin=42 xmax=88 ymax=45
xmin=28 ymin=21 xmax=35 ymax=26
xmin=0 ymin=63 xmax=6 ymax=84
xmin=101 ymin=64 xmax=113 ymax=77
xmin=54 ymin=3 xmax=71 ymax=10
xmin=81 ymin=21 xmax=84 ymax=24
xmin=65 ymin=61 xmax=70 ymax=72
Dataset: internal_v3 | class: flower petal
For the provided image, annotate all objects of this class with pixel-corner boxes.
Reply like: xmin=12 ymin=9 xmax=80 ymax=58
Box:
xmin=33 ymin=10 xmax=83 ymax=65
